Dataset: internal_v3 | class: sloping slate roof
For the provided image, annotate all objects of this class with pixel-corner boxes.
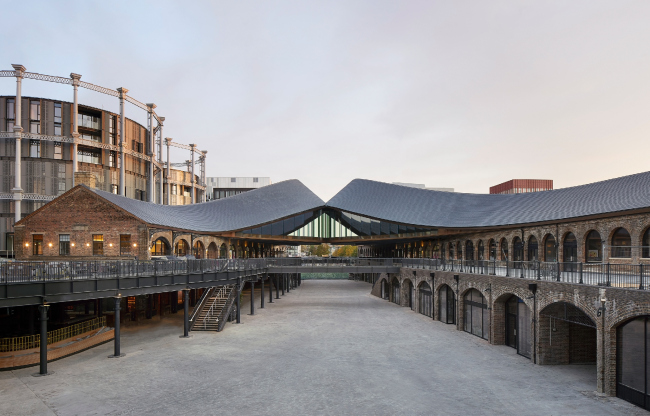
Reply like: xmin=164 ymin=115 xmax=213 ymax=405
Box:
xmin=91 ymin=179 xmax=324 ymax=232
xmin=326 ymin=172 xmax=650 ymax=228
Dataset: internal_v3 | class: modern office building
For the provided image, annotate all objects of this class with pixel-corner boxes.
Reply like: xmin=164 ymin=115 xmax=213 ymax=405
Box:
xmin=206 ymin=177 xmax=271 ymax=200
xmin=490 ymin=179 xmax=553 ymax=194
xmin=0 ymin=65 xmax=206 ymax=256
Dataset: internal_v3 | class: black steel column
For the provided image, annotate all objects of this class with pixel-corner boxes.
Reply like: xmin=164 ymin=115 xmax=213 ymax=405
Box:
xmin=180 ymin=289 xmax=190 ymax=338
xmin=33 ymin=304 xmax=50 ymax=376
xmin=281 ymin=274 xmax=285 ymax=295
xmin=250 ymin=281 xmax=255 ymax=315
xmin=109 ymin=296 xmax=124 ymax=358
xmin=261 ymin=277 xmax=265 ymax=309
xmin=236 ymin=278 xmax=241 ymax=323
xmin=298 ymin=273 xmax=301 ymax=286
xmin=287 ymin=274 xmax=290 ymax=293
xmin=274 ymin=275 xmax=279 ymax=300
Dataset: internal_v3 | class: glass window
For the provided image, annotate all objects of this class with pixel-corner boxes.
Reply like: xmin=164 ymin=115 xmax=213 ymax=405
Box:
xmin=54 ymin=142 xmax=62 ymax=160
xmin=253 ymin=177 xmax=258 ymax=183
xmin=54 ymin=124 xmax=61 ymax=136
xmin=92 ymin=234 xmax=103 ymax=256
xmin=30 ymin=140 xmax=40 ymax=158
xmin=30 ymin=100 xmax=40 ymax=121
xmin=109 ymin=151 xmax=117 ymax=168
xmin=78 ymin=113 xmax=101 ymax=130
xmin=586 ymin=230 xmax=602 ymax=262
xmin=80 ymin=133 xmax=101 ymax=143
xmin=108 ymin=116 xmax=116 ymax=145
xmin=6 ymin=98 xmax=15 ymax=119
xmin=54 ymin=103 xmax=62 ymax=123
xmin=78 ymin=148 xmax=101 ymax=164
xmin=611 ymin=228 xmax=632 ymax=258
xmin=30 ymin=121 xmax=40 ymax=134
xmin=231 ymin=177 xmax=236 ymax=182
xmin=6 ymin=120 xmax=14 ymax=132
xmin=120 ymin=235 xmax=131 ymax=255
xmin=545 ymin=235 xmax=556 ymax=262
xmin=111 ymin=184 xmax=118 ymax=194
xmin=59 ymin=234 xmax=70 ymax=255
xmin=33 ymin=234 xmax=43 ymax=255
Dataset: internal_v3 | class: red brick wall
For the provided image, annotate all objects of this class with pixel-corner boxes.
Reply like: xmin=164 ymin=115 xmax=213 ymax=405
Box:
xmin=14 ymin=187 xmax=150 ymax=260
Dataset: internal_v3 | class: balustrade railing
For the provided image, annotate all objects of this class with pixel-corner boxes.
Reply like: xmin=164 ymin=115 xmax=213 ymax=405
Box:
xmin=2 ymin=257 xmax=650 ymax=291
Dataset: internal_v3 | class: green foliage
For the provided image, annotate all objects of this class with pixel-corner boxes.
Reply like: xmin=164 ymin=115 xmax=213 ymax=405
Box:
xmin=303 ymin=244 xmax=331 ymax=257
xmin=332 ymin=245 xmax=358 ymax=257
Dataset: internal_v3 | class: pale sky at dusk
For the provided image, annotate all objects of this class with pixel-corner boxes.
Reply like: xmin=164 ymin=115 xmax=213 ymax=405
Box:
xmin=2 ymin=1 xmax=650 ymax=201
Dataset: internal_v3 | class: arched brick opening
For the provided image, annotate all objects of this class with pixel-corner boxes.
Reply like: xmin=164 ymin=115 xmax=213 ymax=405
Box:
xmin=207 ymin=242 xmax=218 ymax=259
xmin=461 ymin=288 xmax=489 ymax=340
xmin=192 ymin=240 xmax=205 ymax=259
xmin=493 ymin=292 xmax=533 ymax=358
xmin=438 ymin=284 xmax=456 ymax=324
xmin=378 ymin=277 xmax=389 ymax=300
xmin=418 ymin=281 xmax=433 ymax=318
xmin=543 ymin=233 xmax=556 ymax=262
xmin=538 ymin=301 xmax=597 ymax=365
xmin=390 ymin=276 xmax=400 ymax=305
xmin=150 ymin=236 xmax=171 ymax=256
xmin=174 ymin=239 xmax=189 ymax=257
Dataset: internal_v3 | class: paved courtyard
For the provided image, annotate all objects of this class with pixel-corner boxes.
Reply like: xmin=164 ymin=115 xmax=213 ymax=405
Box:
xmin=0 ymin=280 xmax=644 ymax=415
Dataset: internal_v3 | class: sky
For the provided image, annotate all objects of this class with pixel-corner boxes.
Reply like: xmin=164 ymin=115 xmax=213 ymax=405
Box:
xmin=2 ymin=0 xmax=650 ymax=201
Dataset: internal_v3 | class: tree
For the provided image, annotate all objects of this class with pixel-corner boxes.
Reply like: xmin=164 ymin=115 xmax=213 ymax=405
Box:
xmin=332 ymin=245 xmax=358 ymax=257
xmin=303 ymin=244 xmax=331 ymax=257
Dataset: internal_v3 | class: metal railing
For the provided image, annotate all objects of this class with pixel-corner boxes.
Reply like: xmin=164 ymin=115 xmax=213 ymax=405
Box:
xmin=2 ymin=257 xmax=650 ymax=291
xmin=201 ymin=286 xmax=228 ymax=330
xmin=0 ymin=316 xmax=106 ymax=352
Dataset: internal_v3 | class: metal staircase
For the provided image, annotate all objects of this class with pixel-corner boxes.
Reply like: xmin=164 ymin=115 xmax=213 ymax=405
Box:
xmin=190 ymin=285 xmax=236 ymax=332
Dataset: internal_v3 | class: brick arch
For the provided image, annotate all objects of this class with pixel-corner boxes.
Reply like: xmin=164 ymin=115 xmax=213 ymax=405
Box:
xmin=401 ymin=278 xmax=414 ymax=307
xmin=173 ymin=235 xmax=191 ymax=257
xmin=636 ymin=224 xmax=650 ymax=247
xmin=537 ymin=297 xmax=598 ymax=327
xmin=491 ymin=291 xmax=533 ymax=346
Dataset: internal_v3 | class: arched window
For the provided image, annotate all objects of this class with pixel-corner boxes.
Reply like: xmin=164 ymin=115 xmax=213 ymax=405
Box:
xmin=544 ymin=234 xmax=556 ymax=262
xmin=477 ymin=240 xmax=485 ymax=261
xmin=418 ymin=282 xmax=432 ymax=317
xmin=513 ymin=237 xmax=523 ymax=262
xmin=643 ymin=228 xmax=650 ymax=258
xmin=448 ymin=242 xmax=454 ymax=260
xmin=489 ymin=239 xmax=496 ymax=260
xmin=439 ymin=285 xmax=455 ymax=324
xmin=465 ymin=241 xmax=474 ymax=261
xmin=611 ymin=228 xmax=631 ymax=258
xmin=457 ymin=242 xmax=463 ymax=260
xmin=586 ymin=230 xmax=602 ymax=262
xmin=150 ymin=238 xmax=170 ymax=256
xmin=220 ymin=243 xmax=227 ymax=258
xmin=207 ymin=242 xmax=218 ymax=259
xmin=500 ymin=238 xmax=508 ymax=261
xmin=175 ymin=239 xmax=189 ymax=257
xmin=563 ymin=232 xmax=578 ymax=262
xmin=527 ymin=236 xmax=538 ymax=261
xmin=464 ymin=289 xmax=488 ymax=340
xmin=617 ymin=316 xmax=650 ymax=408
xmin=193 ymin=241 xmax=204 ymax=259
xmin=505 ymin=296 xmax=532 ymax=358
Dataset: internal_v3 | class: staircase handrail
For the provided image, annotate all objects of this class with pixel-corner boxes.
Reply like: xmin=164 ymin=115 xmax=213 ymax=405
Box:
xmin=217 ymin=284 xmax=237 ymax=332
xmin=201 ymin=285 xmax=228 ymax=329
xmin=189 ymin=287 xmax=215 ymax=328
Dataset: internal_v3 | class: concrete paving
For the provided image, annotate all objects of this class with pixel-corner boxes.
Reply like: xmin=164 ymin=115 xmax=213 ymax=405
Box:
xmin=0 ymin=280 xmax=644 ymax=415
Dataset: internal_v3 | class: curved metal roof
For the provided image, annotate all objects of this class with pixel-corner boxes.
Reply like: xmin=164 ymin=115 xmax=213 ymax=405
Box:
xmin=92 ymin=179 xmax=325 ymax=232
xmin=325 ymin=172 xmax=650 ymax=228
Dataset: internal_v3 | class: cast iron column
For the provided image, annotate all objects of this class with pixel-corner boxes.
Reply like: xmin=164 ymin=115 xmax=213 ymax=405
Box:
xmin=181 ymin=289 xmax=190 ymax=337
xmin=287 ymin=274 xmax=290 ymax=293
xmin=281 ymin=274 xmax=285 ymax=295
xmin=236 ymin=277 xmax=241 ymax=323
xmin=146 ymin=103 xmax=156 ymax=203
xmin=109 ymin=296 xmax=124 ymax=358
xmin=261 ymin=277 xmax=265 ymax=308
xmin=250 ymin=281 xmax=255 ymax=315
xmin=11 ymin=64 xmax=25 ymax=223
xmin=34 ymin=304 xmax=49 ymax=376
xmin=117 ymin=88 xmax=128 ymax=196
xmin=275 ymin=275 xmax=279 ymax=299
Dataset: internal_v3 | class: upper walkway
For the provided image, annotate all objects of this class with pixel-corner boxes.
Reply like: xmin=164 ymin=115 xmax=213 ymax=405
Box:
xmin=1 ymin=257 xmax=648 ymax=308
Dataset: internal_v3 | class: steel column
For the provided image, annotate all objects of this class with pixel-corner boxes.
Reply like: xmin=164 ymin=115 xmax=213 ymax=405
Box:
xmin=165 ymin=138 xmax=171 ymax=205
xmin=261 ymin=277 xmax=265 ymax=308
xmin=158 ymin=118 xmax=164 ymax=204
xmin=236 ymin=278 xmax=241 ymax=323
xmin=275 ymin=275 xmax=279 ymax=300
xmin=190 ymin=144 xmax=196 ymax=203
xmin=181 ymin=289 xmax=190 ymax=337
xmin=34 ymin=304 xmax=49 ymax=376
xmin=250 ymin=281 xmax=255 ymax=315
xmin=281 ymin=274 xmax=285 ymax=295
xmin=109 ymin=296 xmax=124 ymax=358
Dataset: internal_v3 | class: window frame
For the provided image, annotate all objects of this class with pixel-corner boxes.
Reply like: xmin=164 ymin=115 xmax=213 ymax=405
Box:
xmin=92 ymin=234 xmax=104 ymax=256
